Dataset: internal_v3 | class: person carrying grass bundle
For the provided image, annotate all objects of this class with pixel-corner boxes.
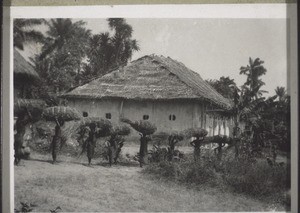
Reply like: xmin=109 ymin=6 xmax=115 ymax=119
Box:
xmin=186 ymin=128 xmax=208 ymax=161
xmin=121 ymin=118 xmax=156 ymax=167
xmin=78 ymin=123 xmax=98 ymax=166
xmin=106 ymin=124 xmax=131 ymax=166
xmin=77 ymin=117 xmax=113 ymax=166
xmin=14 ymin=99 xmax=47 ymax=165
xmin=43 ymin=106 xmax=82 ymax=164
xmin=14 ymin=113 xmax=31 ymax=165
xmin=190 ymin=138 xmax=203 ymax=161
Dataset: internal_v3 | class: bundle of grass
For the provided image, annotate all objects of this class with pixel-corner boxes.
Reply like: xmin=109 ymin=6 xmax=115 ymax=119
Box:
xmin=185 ymin=128 xmax=208 ymax=161
xmin=121 ymin=118 xmax=157 ymax=167
xmin=42 ymin=106 xmax=82 ymax=164
xmin=76 ymin=117 xmax=113 ymax=165
xmin=106 ymin=124 xmax=131 ymax=166
xmin=14 ymin=99 xmax=47 ymax=165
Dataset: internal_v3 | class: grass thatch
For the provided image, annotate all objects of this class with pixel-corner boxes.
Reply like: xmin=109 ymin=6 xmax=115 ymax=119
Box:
xmin=42 ymin=106 xmax=82 ymax=122
xmin=14 ymin=99 xmax=47 ymax=120
xmin=14 ymin=99 xmax=46 ymax=113
xmin=61 ymin=55 xmax=232 ymax=109
xmin=14 ymin=48 xmax=39 ymax=82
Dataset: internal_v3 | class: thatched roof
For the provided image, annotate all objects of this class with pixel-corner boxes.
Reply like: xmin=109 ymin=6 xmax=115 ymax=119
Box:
xmin=62 ymin=55 xmax=232 ymax=109
xmin=14 ymin=48 xmax=39 ymax=80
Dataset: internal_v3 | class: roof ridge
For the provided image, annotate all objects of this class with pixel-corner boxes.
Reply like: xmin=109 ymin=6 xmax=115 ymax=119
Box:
xmin=150 ymin=55 xmax=202 ymax=96
xmin=150 ymin=55 xmax=231 ymax=109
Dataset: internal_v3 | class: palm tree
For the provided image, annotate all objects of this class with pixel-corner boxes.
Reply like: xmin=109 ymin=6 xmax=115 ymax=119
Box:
xmin=107 ymin=18 xmax=140 ymax=67
xmin=207 ymin=76 xmax=236 ymax=99
xmin=13 ymin=19 xmax=45 ymax=50
xmin=84 ymin=19 xmax=139 ymax=79
xmin=39 ymin=19 xmax=91 ymax=60
xmin=275 ymin=86 xmax=286 ymax=102
xmin=240 ymin=57 xmax=267 ymax=99
xmin=31 ymin=19 xmax=91 ymax=93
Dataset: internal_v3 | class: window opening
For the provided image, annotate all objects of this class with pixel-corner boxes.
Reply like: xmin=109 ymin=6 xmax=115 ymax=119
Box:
xmin=106 ymin=113 xmax=111 ymax=119
xmin=169 ymin=114 xmax=176 ymax=121
xmin=143 ymin=115 xmax=149 ymax=120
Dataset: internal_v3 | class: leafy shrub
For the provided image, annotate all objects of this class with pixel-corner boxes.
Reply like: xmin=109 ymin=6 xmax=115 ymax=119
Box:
xmin=148 ymin=145 xmax=168 ymax=163
xmin=144 ymin=155 xmax=218 ymax=186
xmin=15 ymin=202 xmax=37 ymax=212
xmin=222 ymin=159 xmax=290 ymax=199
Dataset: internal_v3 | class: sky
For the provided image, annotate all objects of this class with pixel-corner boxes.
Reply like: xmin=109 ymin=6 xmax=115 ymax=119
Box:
xmin=23 ymin=18 xmax=288 ymax=96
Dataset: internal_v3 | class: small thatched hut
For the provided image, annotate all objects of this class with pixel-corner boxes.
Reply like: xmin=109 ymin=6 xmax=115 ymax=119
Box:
xmin=61 ymin=55 xmax=233 ymax=136
xmin=14 ymin=48 xmax=39 ymax=98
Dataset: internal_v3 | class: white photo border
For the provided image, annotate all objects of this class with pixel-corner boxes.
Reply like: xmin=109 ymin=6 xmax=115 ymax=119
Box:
xmin=3 ymin=4 xmax=298 ymax=212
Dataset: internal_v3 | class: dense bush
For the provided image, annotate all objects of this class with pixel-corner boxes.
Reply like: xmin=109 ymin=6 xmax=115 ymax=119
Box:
xmin=222 ymin=158 xmax=290 ymax=199
xmin=143 ymin=153 xmax=290 ymax=207
xmin=144 ymin=155 xmax=218 ymax=186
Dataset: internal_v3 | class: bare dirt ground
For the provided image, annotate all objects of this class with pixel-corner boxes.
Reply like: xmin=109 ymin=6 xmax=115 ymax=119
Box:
xmin=15 ymin=147 xmax=283 ymax=212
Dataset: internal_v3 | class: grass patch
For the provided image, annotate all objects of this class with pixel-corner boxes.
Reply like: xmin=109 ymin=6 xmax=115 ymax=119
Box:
xmin=15 ymin=152 xmax=276 ymax=212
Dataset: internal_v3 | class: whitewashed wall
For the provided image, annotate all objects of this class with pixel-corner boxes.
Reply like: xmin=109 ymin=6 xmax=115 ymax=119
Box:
xmin=67 ymin=98 xmax=232 ymax=135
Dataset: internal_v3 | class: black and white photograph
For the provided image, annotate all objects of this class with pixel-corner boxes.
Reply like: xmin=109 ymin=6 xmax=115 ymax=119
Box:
xmin=5 ymin=3 xmax=297 ymax=212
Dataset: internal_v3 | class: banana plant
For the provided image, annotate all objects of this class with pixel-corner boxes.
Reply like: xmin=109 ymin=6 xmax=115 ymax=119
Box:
xmin=221 ymin=85 xmax=272 ymax=157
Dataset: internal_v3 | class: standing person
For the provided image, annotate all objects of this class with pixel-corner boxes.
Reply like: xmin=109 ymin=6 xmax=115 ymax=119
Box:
xmin=77 ymin=126 xmax=90 ymax=158
xmin=86 ymin=123 xmax=97 ymax=166
xmin=105 ymin=135 xmax=118 ymax=166
xmin=167 ymin=135 xmax=178 ymax=161
xmin=214 ymin=136 xmax=226 ymax=160
xmin=271 ymin=143 xmax=278 ymax=162
xmin=114 ymin=136 xmax=125 ymax=164
xmin=190 ymin=136 xmax=204 ymax=162
xmin=139 ymin=135 xmax=151 ymax=167
xmin=52 ymin=119 xmax=65 ymax=164
xmin=233 ymin=126 xmax=241 ymax=158
xmin=14 ymin=113 xmax=30 ymax=165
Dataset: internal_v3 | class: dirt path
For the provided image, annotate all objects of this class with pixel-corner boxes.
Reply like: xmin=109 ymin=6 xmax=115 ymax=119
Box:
xmin=15 ymin=153 xmax=279 ymax=212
